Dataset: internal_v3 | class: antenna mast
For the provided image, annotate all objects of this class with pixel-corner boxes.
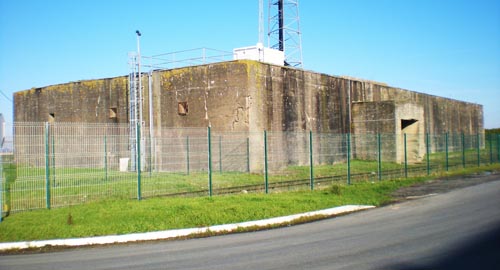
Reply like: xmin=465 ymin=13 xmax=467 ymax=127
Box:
xmin=267 ymin=0 xmax=303 ymax=68
xmin=259 ymin=0 xmax=264 ymax=45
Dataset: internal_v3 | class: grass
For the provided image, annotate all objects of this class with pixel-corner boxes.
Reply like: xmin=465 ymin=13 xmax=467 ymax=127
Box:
xmin=1 ymin=163 xmax=499 ymax=243
xmin=0 ymin=183 xmax=399 ymax=242
xmin=3 ymin=149 xmax=500 ymax=212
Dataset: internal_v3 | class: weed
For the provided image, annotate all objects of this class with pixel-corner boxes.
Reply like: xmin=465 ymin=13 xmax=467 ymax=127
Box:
xmin=329 ymin=184 xmax=342 ymax=195
xmin=66 ymin=213 xmax=73 ymax=226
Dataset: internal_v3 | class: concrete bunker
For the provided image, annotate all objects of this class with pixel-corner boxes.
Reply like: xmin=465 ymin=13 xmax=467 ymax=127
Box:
xmin=12 ymin=60 xmax=484 ymax=170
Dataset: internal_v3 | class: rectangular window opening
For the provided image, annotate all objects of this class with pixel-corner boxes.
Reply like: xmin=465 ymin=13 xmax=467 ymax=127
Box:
xmin=109 ymin=108 xmax=117 ymax=119
xmin=178 ymin=102 xmax=188 ymax=116
xmin=48 ymin=113 xmax=55 ymax=123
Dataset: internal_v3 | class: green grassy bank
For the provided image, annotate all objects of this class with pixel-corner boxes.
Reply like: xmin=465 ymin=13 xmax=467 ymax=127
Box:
xmin=0 ymin=164 xmax=499 ymax=243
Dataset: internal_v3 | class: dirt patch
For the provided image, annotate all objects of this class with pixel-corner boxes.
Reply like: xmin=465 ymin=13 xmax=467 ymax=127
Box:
xmin=390 ymin=171 xmax=500 ymax=204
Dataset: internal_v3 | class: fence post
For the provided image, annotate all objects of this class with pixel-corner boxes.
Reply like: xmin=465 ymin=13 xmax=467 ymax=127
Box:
xmin=186 ymin=136 xmax=190 ymax=175
xmin=477 ymin=133 xmax=480 ymax=167
xmin=44 ymin=122 xmax=51 ymax=209
xmin=347 ymin=133 xmax=351 ymax=185
xmin=445 ymin=133 xmax=449 ymax=171
xmin=136 ymin=123 xmax=142 ymax=200
xmin=104 ymin=135 xmax=108 ymax=181
xmin=0 ymin=155 xmax=3 ymax=222
xmin=148 ymin=141 xmax=152 ymax=177
xmin=0 ymin=160 xmax=2 ymax=222
xmin=208 ymin=127 xmax=212 ymax=197
xmin=52 ymin=135 xmax=56 ymax=187
xmin=377 ymin=133 xmax=382 ymax=181
xmin=489 ymin=133 xmax=493 ymax=164
xmin=404 ymin=133 xmax=408 ymax=178
xmin=462 ymin=133 xmax=466 ymax=168
xmin=497 ymin=134 xmax=500 ymax=163
xmin=246 ymin=137 xmax=250 ymax=173
xmin=149 ymin=133 xmax=153 ymax=177
xmin=426 ymin=133 xmax=430 ymax=175
xmin=264 ymin=130 xmax=269 ymax=194
xmin=219 ymin=135 xmax=222 ymax=174
xmin=309 ymin=130 xmax=314 ymax=191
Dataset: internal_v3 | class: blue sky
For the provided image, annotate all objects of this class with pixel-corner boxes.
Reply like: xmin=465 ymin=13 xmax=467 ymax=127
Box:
xmin=0 ymin=0 xmax=499 ymax=128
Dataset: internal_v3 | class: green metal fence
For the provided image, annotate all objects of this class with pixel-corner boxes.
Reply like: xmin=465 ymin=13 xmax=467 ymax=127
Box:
xmin=0 ymin=122 xmax=499 ymax=218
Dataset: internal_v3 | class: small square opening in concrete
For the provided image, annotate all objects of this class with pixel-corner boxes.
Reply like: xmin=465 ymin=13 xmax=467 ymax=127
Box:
xmin=109 ymin=108 xmax=117 ymax=119
xmin=48 ymin=113 xmax=55 ymax=123
xmin=178 ymin=102 xmax=188 ymax=116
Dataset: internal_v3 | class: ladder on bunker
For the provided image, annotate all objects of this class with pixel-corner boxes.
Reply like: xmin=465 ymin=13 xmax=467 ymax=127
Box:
xmin=128 ymin=52 xmax=143 ymax=171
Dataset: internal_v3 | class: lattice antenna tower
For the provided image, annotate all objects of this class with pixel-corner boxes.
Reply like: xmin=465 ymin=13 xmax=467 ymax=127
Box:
xmin=267 ymin=0 xmax=303 ymax=68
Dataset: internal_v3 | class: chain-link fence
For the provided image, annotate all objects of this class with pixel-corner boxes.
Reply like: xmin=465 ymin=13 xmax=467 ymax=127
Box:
xmin=1 ymin=122 xmax=499 ymax=218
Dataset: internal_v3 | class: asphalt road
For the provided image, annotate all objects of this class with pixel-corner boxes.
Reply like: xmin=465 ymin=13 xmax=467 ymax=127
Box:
xmin=1 ymin=177 xmax=500 ymax=270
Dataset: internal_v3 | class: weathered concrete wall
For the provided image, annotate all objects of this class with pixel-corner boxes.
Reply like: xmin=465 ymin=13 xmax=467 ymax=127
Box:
xmin=247 ymin=62 xmax=350 ymax=133
xmin=351 ymin=101 xmax=396 ymax=162
xmin=349 ymin=81 xmax=484 ymax=135
xmin=13 ymin=60 xmax=484 ymax=167
xmin=14 ymin=60 xmax=483 ymax=136
xmin=155 ymin=62 xmax=250 ymax=133
xmin=351 ymin=101 xmax=396 ymax=134
xmin=14 ymin=78 xmax=129 ymax=124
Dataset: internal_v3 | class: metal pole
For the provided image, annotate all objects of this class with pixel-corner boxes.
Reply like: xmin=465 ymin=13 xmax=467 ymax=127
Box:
xmin=136 ymin=30 xmax=143 ymax=175
xmin=148 ymin=70 xmax=154 ymax=175
xmin=445 ymin=133 xmax=449 ymax=171
xmin=264 ymin=130 xmax=269 ymax=194
xmin=497 ymin=134 xmax=500 ymax=163
xmin=309 ymin=130 xmax=314 ymax=191
xmin=246 ymin=137 xmax=250 ymax=173
xmin=44 ymin=122 xmax=51 ymax=209
xmin=477 ymin=133 xmax=480 ymax=167
xmin=404 ymin=133 xmax=408 ymax=178
xmin=136 ymin=31 xmax=143 ymax=136
xmin=377 ymin=133 xmax=382 ymax=181
xmin=0 ymin=154 xmax=3 ymax=222
xmin=208 ymin=127 xmax=212 ymax=197
xmin=186 ymin=136 xmax=190 ymax=175
xmin=259 ymin=0 xmax=264 ymax=45
xmin=148 ymin=135 xmax=152 ymax=177
xmin=489 ymin=133 xmax=493 ymax=164
xmin=136 ymin=123 xmax=142 ymax=200
xmin=219 ymin=135 xmax=222 ymax=174
xmin=104 ymin=135 xmax=108 ymax=181
xmin=462 ymin=133 xmax=466 ymax=168
xmin=347 ymin=133 xmax=351 ymax=185
xmin=426 ymin=133 xmax=430 ymax=175
xmin=0 ymin=155 xmax=2 ymax=222
xmin=52 ymin=134 xmax=56 ymax=187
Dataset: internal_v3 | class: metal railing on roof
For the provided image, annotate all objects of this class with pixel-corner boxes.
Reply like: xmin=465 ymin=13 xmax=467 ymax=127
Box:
xmin=141 ymin=48 xmax=234 ymax=71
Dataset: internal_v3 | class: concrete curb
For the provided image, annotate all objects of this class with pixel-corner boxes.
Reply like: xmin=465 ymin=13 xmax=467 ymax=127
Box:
xmin=0 ymin=205 xmax=374 ymax=251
